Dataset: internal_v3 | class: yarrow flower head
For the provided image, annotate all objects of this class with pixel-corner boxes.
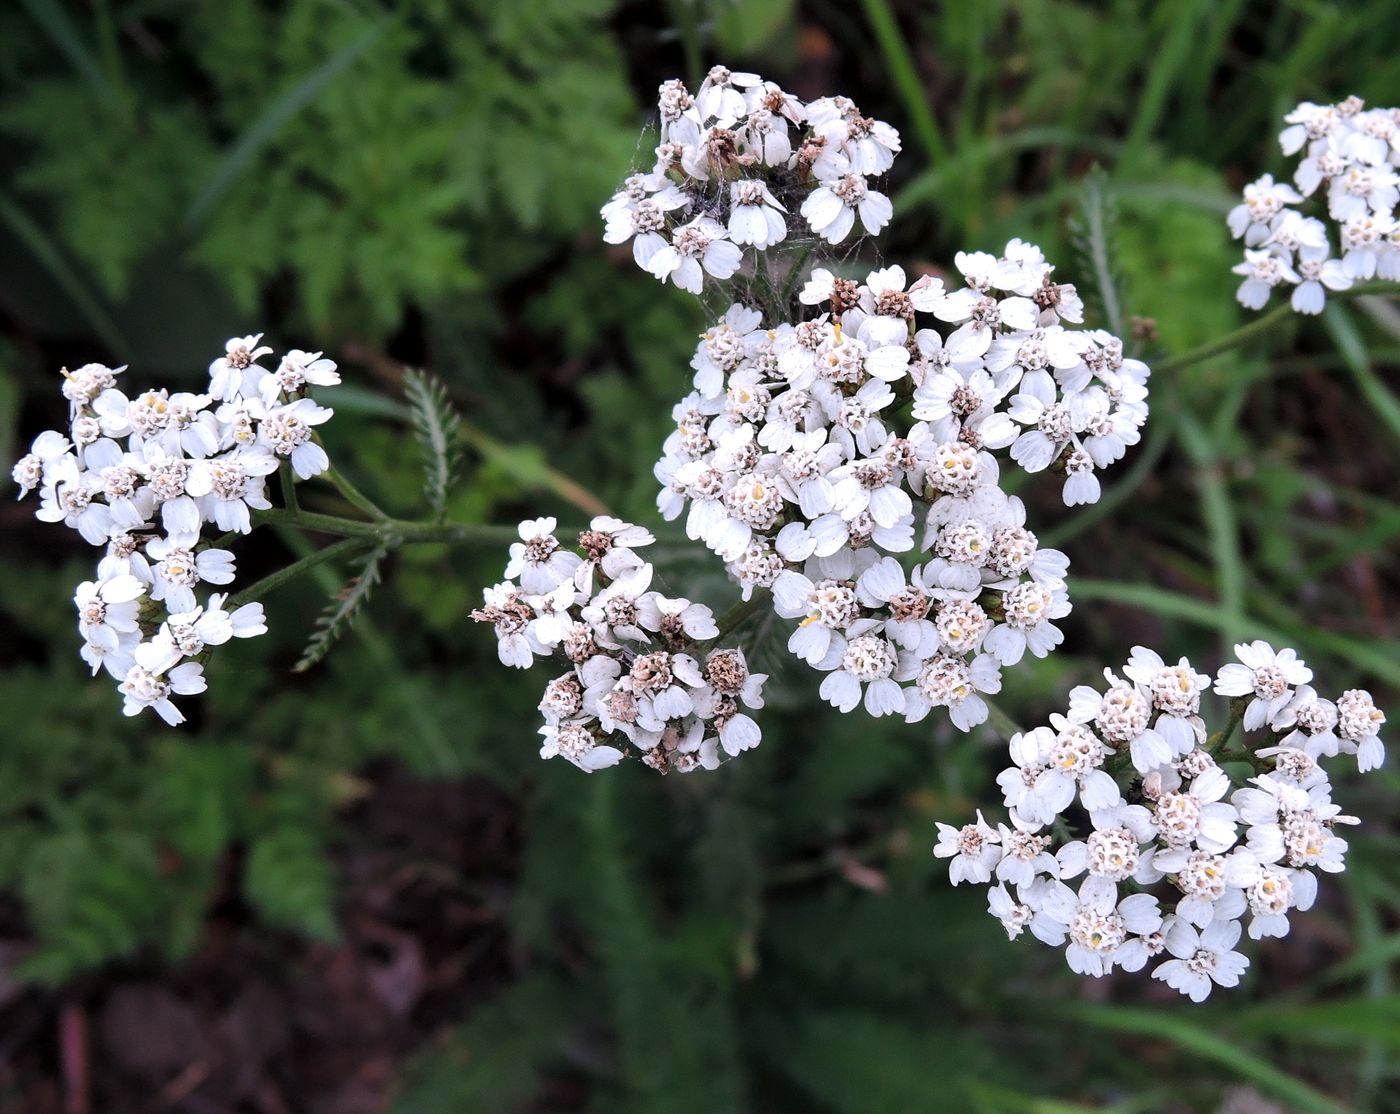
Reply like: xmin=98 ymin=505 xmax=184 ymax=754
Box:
xmin=602 ymin=67 xmax=901 ymax=296
xmin=15 ymin=335 xmax=338 ymax=722
xmin=653 ymin=239 xmax=1148 ymax=733
xmin=473 ymin=517 xmax=767 ymax=774
xmin=937 ymin=641 xmax=1385 ymax=1001
xmin=1228 ymin=96 xmax=1400 ymax=314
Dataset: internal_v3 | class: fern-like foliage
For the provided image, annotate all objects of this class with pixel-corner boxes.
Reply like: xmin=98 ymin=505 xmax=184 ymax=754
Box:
xmin=294 ymin=544 xmax=388 ymax=673
xmin=402 ymin=368 xmax=463 ymax=521
xmin=1068 ymin=165 xmax=1127 ymax=336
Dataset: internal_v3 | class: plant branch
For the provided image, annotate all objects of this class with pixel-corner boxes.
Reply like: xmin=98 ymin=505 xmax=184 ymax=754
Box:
xmin=251 ymin=506 xmax=533 ymax=546
xmin=1153 ymin=282 xmax=1400 ymax=374
xmin=707 ymin=590 xmax=771 ymax=646
xmin=227 ymin=536 xmax=373 ymax=608
xmin=279 ymin=461 xmax=299 ymax=515
xmin=1207 ymin=696 xmax=1249 ymax=759
xmin=321 ymin=461 xmax=390 ymax=521
xmin=983 ymin=697 xmax=1026 ymax=740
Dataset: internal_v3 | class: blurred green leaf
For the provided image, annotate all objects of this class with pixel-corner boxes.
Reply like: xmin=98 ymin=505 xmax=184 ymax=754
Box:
xmin=1052 ymin=1003 xmax=1355 ymax=1114
xmin=184 ymin=17 xmax=389 ymax=229
xmin=245 ymin=826 xmax=338 ymax=941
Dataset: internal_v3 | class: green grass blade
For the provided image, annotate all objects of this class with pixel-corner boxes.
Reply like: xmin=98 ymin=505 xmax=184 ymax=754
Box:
xmin=1073 ymin=578 xmax=1400 ymax=689
xmin=895 ymin=128 xmax=1122 ymax=214
xmin=0 ymin=189 xmax=130 ymax=358
xmin=1052 ymin=1003 xmax=1355 ymax=1114
xmin=1324 ymin=301 xmax=1400 ymax=446
xmin=1177 ymin=409 xmax=1245 ymax=646
xmin=1232 ymin=998 xmax=1400 ymax=1049
xmin=17 ymin=0 xmax=115 ymax=102
xmin=858 ymin=0 xmax=948 ymax=166
xmin=184 ymin=19 xmax=388 ymax=229
xmin=1117 ymin=0 xmax=1209 ymax=171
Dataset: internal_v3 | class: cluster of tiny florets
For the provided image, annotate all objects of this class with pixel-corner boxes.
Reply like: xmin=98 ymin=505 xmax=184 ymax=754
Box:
xmin=12 ymin=336 xmax=338 ymax=722
xmin=937 ymin=641 xmax=1386 ymax=1000
xmin=471 ymin=516 xmax=766 ymax=773
xmin=602 ymin=66 xmax=899 ymax=293
xmin=654 ymin=244 xmax=1150 ymax=729
xmin=1230 ymin=96 xmax=1400 ymax=313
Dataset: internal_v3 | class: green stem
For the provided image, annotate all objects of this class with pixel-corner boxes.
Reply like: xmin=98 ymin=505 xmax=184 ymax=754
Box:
xmin=706 ymin=590 xmax=770 ymax=646
xmin=778 ymin=242 xmax=817 ymax=312
xmin=254 ymin=507 xmax=382 ymax=538
xmin=1178 ymin=409 xmax=1245 ymax=649
xmin=252 ymin=506 xmax=530 ymax=546
xmin=321 ymin=461 xmax=390 ymax=521
xmin=228 ymin=536 xmax=372 ymax=608
xmin=1154 ymin=282 xmax=1400 ymax=374
xmin=279 ymin=461 xmax=300 ymax=515
xmin=1207 ymin=696 xmax=1248 ymax=759
xmin=983 ymin=697 xmax=1026 ymax=741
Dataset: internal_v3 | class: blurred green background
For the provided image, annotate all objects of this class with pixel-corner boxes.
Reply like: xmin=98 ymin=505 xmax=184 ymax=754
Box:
xmin=1 ymin=1 xmax=1398 ymax=1111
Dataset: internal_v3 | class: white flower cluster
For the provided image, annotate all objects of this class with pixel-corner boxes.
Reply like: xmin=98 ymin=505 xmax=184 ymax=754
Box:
xmin=936 ymin=642 xmax=1387 ymax=1001
xmin=602 ymin=65 xmax=900 ymax=293
xmin=653 ymin=246 xmax=1149 ymax=729
xmin=1230 ymin=95 xmax=1400 ymax=314
xmin=12 ymin=335 xmax=340 ymax=723
xmin=471 ymin=516 xmax=767 ymax=774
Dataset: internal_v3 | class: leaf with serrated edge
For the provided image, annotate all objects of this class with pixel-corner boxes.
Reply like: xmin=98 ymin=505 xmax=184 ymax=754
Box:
xmin=402 ymin=369 xmax=464 ymax=521
xmin=294 ymin=545 xmax=387 ymax=673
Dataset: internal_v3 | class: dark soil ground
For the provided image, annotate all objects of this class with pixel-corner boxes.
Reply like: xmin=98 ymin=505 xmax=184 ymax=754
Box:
xmin=0 ymin=768 xmax=522 ymax=1114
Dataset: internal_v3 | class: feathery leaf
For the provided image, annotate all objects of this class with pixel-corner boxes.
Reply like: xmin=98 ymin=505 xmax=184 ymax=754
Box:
xmin=1068 ymin=165 xmax=1126 ymax=336
xmin=402 ymin=368 xmax=464 ymax=521
xmin=294 ymin=544 xmax=388 ymax=673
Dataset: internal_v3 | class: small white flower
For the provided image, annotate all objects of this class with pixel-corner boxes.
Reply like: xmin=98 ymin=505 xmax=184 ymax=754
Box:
xmin=934 ymin=811 xmax=1002 ymax=885
xmin=505 ymin=517 xmax=582 ymax=595
xmin=772 ymin=570 xmax=860 ymax=666
xmin=208 ymin=334 xmax=273 ymax=402
xmin=472 ymin=582 xmax=548 ymax=668
xmin=12 ymin=430 xmax=72 ymax=497
xmin=257 ymin=398 xmax=334 ymax=479
xmin=141 ymin=594 xmax=267 ymax=673
xmin=186 ymin=449 xmax=278 ymax=534
xmin=981 ymin=581 xmax=1070 ymax=666
xmin=539 ymin=721 xmax=625 ymax=772
xmin=647 ymin=217 xmax=743 ymax=293
xmin=1122 ymin=647 xmax=1209 ymax=755
xmin=800 ymin=173 xmax=892 ymax=244
xmin=1031 ymin=876 xmax=1162 ymax=977
xmin=145 ymin=535 xmax=236 ymax=614
xmin=1335 ymin=688 xmax=1386 ymax=771
xmin=817 ymin=625 xmax=905 ymax=716
xmin=903 ymin=652 xmax=1002 ymax=732
xmin=1232 ymin=248 xmax=1300 ymax=309
xmin=118 ymin=657 xmax=207 ymax=726
xmin=1227 ymin=174 xmax=1303 ymax=245
xmin=1214 ymin=640 xmax=1313 ymax=731
xmin=603 ymin=185 xmax=689 ymax=269
xmin=574 ymin=516 xmax=655 ymax=589
xmin=581 ymin=564 xmax=658 ymax=645
xmin=1067 ymin=671 xmax=1172 ymax=775
xmin=1269 ymin=684 xmax=1340 ymax=758
xmin=638 ymin=594 xmax=719 ymax=644
xmin=260 ymin=349 xmax=341 ymax=405
xmin=988 ymin=883 xmax=1035 ymax=939
xmin=35 ymin=463 xmax=113 ymax=545
xmin=726 ymin=179 xmax=787 ymax=248
xmin=1153 ymin=918 xmax=1250 ymax=1002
